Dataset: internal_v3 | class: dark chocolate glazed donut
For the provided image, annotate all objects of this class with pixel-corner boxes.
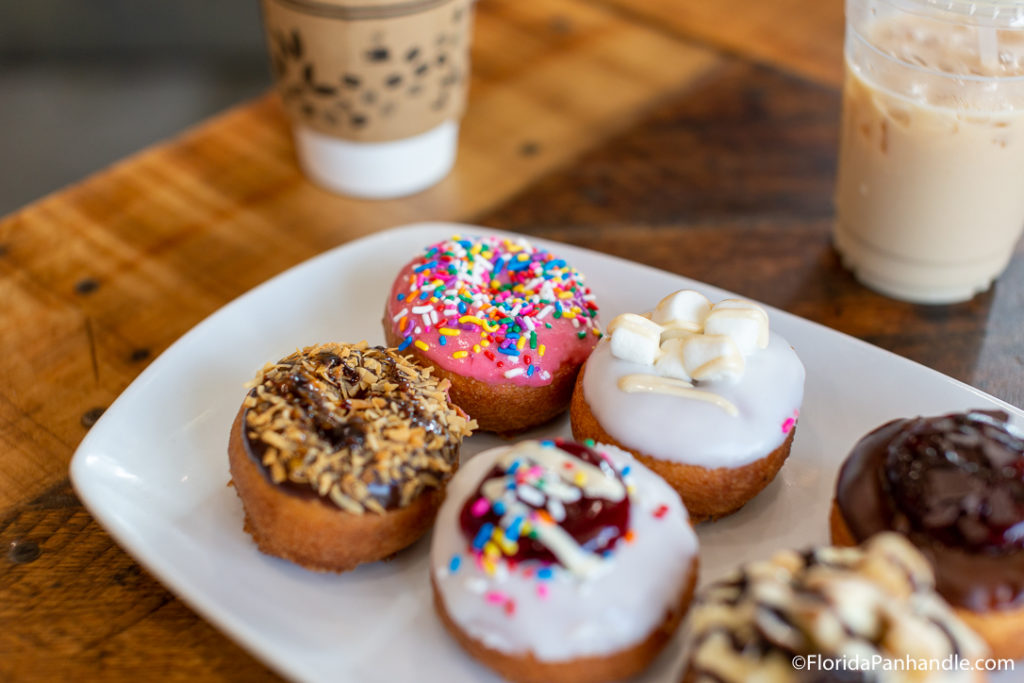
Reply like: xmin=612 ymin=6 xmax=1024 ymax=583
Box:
xmin=835 ymin=410 xmax=1024 ymax=611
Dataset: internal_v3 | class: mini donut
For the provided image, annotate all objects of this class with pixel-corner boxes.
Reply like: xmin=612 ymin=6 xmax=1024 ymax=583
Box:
xmin=383 ymin=234 xmax=601 ymax=432
xmin=571 ymin=289 xmax=804 ymax=521
xmin=831 ymin=410 xmax=1024 ymax=659
xmin=682 ymin=533 xmax=990 ymax=683
xmin=430 ymin=439 xmax=698 ymax=683
xmin=228 ymin=341 xmax=475 ymax=572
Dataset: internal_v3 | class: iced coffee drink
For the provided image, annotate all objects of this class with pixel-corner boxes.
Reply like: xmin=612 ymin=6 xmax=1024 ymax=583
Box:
xmin=835 ymin=1 xmax=1024 ymax=303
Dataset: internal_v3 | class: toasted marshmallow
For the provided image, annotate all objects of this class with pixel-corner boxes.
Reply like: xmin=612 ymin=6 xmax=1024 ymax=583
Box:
xmin=608 ymin=313 xmax=663 ymax=366
xmin=682 ymin=334 xmax=745 ymax=382
xmin=651 ymin=290 xmax=712 ymax=332
xmin=653 ymin=337 xmax=691 ymax=382
xmin=703 ymin=299 xmax=769 ymax=355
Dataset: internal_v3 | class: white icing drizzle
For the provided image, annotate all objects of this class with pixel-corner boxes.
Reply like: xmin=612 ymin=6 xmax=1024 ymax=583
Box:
xmin=617 ymin=374 xmax=739 ymax=416
xmin=431 ymin=443 xmax=699 ymax=661
xmin=498 ymin=440 xmax=625 ymax=502
xmin=606 ymin=312 xmax=660 ymax=338
xmin=529 ymin=518 xmax=608 ymax=578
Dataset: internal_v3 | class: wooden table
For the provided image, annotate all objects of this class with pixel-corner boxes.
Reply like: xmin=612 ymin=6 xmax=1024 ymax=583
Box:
xmin=2 ymin=0 xmax=1021 ymax=678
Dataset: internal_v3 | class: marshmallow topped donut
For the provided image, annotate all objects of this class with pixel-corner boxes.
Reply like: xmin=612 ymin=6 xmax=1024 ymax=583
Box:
xmin=570 ymin=289 xmax=805 ymax=521
xmin=431 ymin=439 xmax=698 ymax=683
xmin=384 ymin=234 xmax=601 ymax=432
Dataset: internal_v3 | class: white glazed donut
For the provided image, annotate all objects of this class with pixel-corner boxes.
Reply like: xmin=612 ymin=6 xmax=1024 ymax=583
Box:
xmin=571 ymin=290 xmax=805 ymax=521
xmin=430 ymin=440 xmax=698 ymax=683
xmin=581 ymin=330 xmax=804 ymax=466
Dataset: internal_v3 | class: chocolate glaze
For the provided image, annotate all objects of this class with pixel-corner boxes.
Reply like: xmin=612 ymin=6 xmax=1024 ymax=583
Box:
xmin=244 ymin=345 xmax=459 ymax=510
xmin=458 ymin=439 xmax=630 ymax=566
xmin=835 ymin=410 xmax=1024 ymax=611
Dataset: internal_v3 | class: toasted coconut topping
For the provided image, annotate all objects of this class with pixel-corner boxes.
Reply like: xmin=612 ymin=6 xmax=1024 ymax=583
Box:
xmin=243 ymin=341 xmax=476 ymax=515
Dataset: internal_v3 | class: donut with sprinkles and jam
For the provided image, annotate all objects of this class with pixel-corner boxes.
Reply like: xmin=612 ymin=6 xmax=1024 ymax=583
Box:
xmin=831 ymin=409 xmax=1024 ymax=659
xmin=430 ymin=439 xmax=698 ymax=683
xmin=383 ymin=234 xmax=601 ymax=432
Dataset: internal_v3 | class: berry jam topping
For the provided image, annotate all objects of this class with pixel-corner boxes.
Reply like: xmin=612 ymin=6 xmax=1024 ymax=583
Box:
xmin=883 ymin=410 xmax=1024 ymax=553
xmin=459 ymin=440 xmax=630 ymax=578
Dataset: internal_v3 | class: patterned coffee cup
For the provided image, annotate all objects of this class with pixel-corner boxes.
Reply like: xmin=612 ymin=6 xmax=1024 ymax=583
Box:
xmin=262 ymin=0 xmax=474 ymax=197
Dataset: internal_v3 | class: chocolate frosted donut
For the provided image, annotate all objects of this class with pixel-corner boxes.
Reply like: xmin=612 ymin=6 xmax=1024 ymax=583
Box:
xmin=228 ymin=341 xmax=475 ymax=571
xmin=832 ymin=410 xmax=1024 ymax=658
xmin=682 ymin=533 xmax=989 ymax=683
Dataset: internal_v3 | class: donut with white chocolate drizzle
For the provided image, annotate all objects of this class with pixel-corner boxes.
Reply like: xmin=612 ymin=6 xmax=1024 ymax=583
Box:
xmin=682 ymin=533 xmax=989 ymax=683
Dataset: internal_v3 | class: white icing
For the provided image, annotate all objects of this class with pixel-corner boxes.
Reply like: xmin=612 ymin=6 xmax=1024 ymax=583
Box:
xmin=582 ymin=331 xmax=805 ymax=468
xmin=431 ymin=443 xmax=698 ymax=661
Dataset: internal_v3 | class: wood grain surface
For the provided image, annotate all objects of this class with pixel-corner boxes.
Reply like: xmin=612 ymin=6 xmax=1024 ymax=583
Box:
xmin=0 ymin=0 xmax=719 ymax=514
xmin=597 ymin=0 xmax=846 ymax=86
xmin=2 ymin=0 xmax=1022 ymax=680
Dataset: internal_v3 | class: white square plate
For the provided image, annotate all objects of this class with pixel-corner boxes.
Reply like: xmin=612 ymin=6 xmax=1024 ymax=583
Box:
xmin=70 ymin=222 xmax=1023 ymax=682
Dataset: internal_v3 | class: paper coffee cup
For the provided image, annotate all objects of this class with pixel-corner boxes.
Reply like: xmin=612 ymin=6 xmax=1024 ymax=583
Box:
xmin=261 ymin=0 xmax=474 ymax=198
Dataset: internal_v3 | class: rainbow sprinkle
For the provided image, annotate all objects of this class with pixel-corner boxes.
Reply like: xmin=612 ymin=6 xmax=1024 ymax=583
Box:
xmin=782 ymin=409 xmax=800 ymax=434
xmin=391 ymin=236 xmax=601 ymax=376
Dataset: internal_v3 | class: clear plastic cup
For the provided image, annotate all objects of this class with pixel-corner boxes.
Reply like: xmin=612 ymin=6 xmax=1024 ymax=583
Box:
xmin=835 ymin=0 xmax=1024 ymax=303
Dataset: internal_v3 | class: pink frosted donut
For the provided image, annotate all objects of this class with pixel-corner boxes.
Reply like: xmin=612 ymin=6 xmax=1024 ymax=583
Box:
xmin=383 ymin=234 xmax=601 ymax=432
